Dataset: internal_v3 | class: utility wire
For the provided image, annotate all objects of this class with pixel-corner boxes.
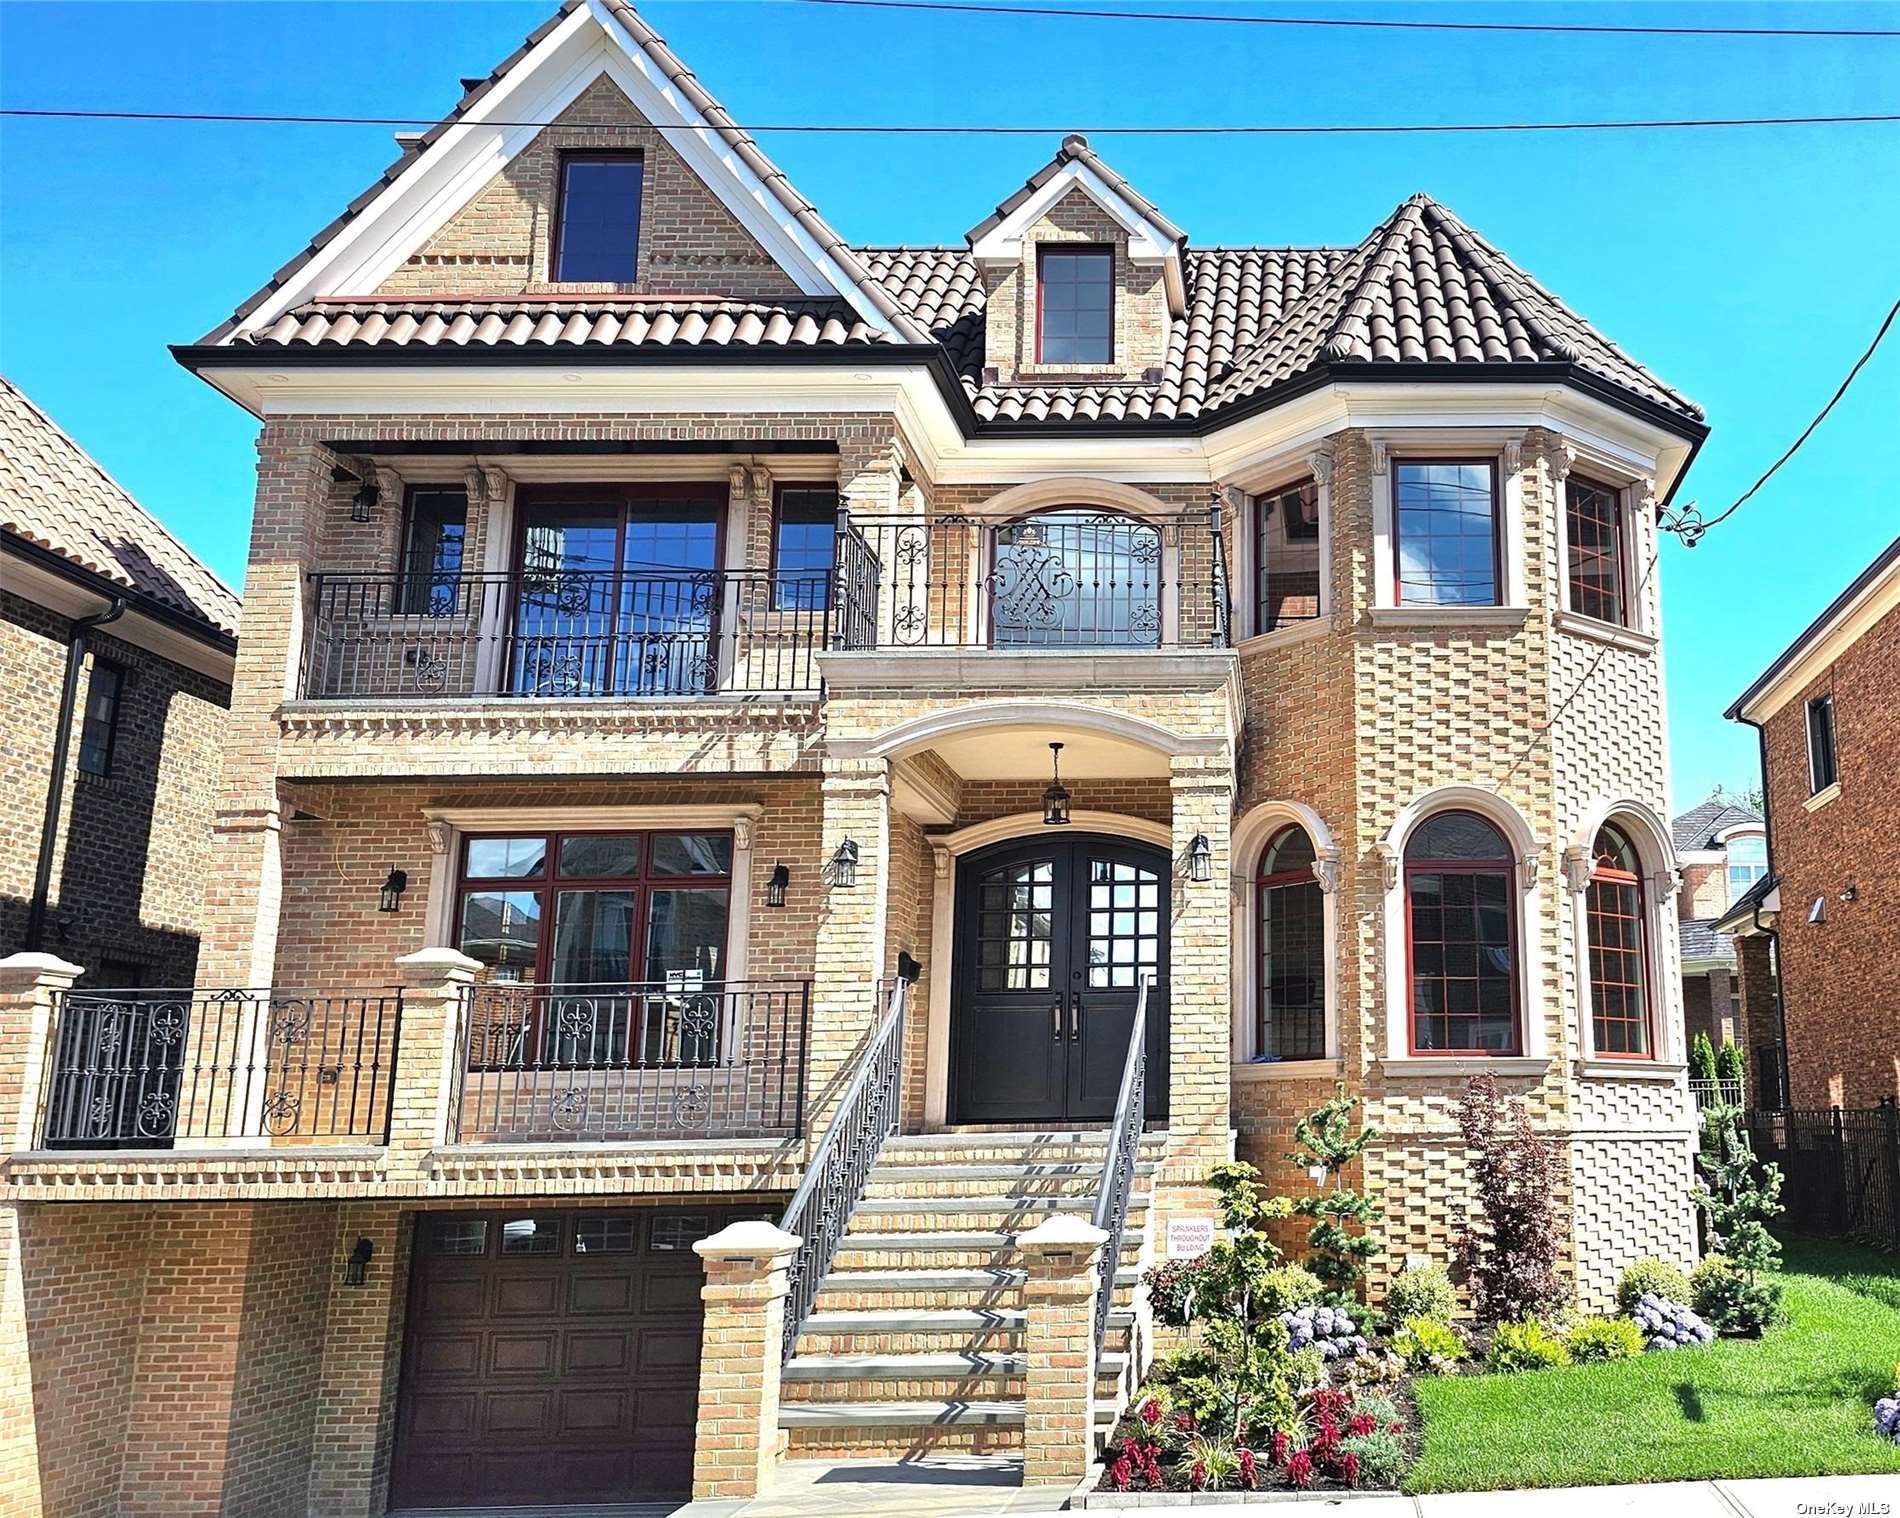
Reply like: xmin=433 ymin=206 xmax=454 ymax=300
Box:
xmin=793 ymin=0 xmax=1900 ymax=38
xmin=5 ymin=106 xmax=1899 ymax=136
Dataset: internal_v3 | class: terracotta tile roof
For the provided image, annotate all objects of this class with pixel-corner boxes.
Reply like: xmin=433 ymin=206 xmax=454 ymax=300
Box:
xmin=239 ymin=298 xmax=902 ymax=352
xmin=0 ymin=377 xmax=240 ymax=639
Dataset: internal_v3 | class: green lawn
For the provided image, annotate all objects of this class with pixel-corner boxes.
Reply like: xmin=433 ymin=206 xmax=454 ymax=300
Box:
xmin=1406 ymin=1237 xmax=1900 ymax=1492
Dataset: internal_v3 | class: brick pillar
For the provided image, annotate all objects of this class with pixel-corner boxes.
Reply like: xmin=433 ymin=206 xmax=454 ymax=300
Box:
xmin=0 ymin=1204 xmax=44 ymax=1518
xmin=307 ymin=1203 xmax=408 ymax=1518
xmin=807 ymin=756 xmax=893 ymax=1135
xmin=1163 ymin=755 xmax=1234 ymax=1214
xmin=691 ymin=1219 xmax=801 ymax=1499
xmin=1020 ymin=1214 xmax=1105 ymax=1488
xmin=387 ymin=948 xmax=479 ymax=1174
xmin=0 ymin=953 xmax=81 ymax=1152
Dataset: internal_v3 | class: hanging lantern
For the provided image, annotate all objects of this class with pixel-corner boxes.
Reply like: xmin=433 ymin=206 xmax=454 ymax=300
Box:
xmin=1042 ymin=742 xmax=1073 ymax=827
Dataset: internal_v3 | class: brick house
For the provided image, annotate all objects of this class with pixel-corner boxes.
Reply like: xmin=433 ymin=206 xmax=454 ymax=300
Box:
xmin=1670 ymin=797 xmax=1767 ymax=1059
xmin=1725 ymin=532 xmax=1900 ymax=1112
xmin=0 ymin=2 xmax=1714 ymax=1511
xmin=0 ymin=375 xmax=236 ymax=985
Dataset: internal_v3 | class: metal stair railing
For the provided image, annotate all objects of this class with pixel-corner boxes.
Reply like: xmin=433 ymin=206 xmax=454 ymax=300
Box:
xmin=1090 ymin=974 xmax=1150 ymax=1359
xmin=777 ymin=972 xmax=910 ymax=1363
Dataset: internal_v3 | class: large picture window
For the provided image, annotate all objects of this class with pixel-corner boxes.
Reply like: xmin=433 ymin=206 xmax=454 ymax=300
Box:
xmin=1394 ymin=460 xmax=1500 ymax=607
xmin=1586 ymin=824 xmax=1651 ymax=1057
xmin=1256 ymin=478 xmax=1322 ymax=634
xmin=1565 ymin=476 xmax=1627 ymax=625
xmin=1404 ymin=810 xmax=1519 ymax=1054
xmin=1257 ymin=824 xmax=1325 ymax=1060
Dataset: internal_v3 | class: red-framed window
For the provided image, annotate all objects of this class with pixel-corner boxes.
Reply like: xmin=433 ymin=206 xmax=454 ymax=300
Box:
xmin=1393 ymin=459 xmax=1501 ymax=607
xmin=1404 ymin=810 xmax=1520 ymax=1055
xmin=552 ymin=151 xmax=644 ymax=282
xmin=1586 ymin=823 xmax=1651 ymax=1058
xmin=1565 ymin=476 xmax=1627 ymax=625
xmin=1036 ymin=246 xmax=1114 ymax=364
xmin=1257 ymin=824 xmax=1325 ymax=1060
xmin=1255 ymin=477 xmax=1322 ymax=634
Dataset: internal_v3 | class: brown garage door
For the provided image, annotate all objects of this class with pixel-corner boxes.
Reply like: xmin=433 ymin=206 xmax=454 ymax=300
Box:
xmin=389 ymin=1207 xmax=753 ymax=1510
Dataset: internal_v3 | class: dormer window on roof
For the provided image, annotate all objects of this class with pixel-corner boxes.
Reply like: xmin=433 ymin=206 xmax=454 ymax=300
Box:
xmin=1036 ymin=246 xmax=1113 ymax=364
xmin=554 ymin=152 xmax=644 ymax=282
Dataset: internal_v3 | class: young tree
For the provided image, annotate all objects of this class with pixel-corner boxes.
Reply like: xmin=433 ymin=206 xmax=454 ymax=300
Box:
xmin=1452 ymin=1074 xmax=1568 ymax=1325
xmin=1690 ymin=1031 xmax=1719 ymax=1085
xmin=1286 ymin=1084 xmax=1378 ymax=1301
xmin=1693 ymin=1103 xmax=1785 ymax=1335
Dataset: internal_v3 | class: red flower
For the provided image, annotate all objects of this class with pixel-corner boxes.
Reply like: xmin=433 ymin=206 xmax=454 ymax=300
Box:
xmin=1269 ymin=1431 xmax=1291 ymax=1464
xmin=1174 ymin=1411 xmax=1197 ymax=1434
xmin=1348 ymin=1412 xmax=1376 ymax=1437
xmin=1339 ymin=1451 xmax=1361 ymax=1487
xmin=1388 ymin=1421 xmax=1404 ymax=1434
xmin=1238 ymin=1448 xmax=1260 ymax=1489
xmin=1190 ymin=1462 xmax=1207 ymax=1490
xmin=1109 ymin=1456 xmax=1132 ymax=1491
xmin=1138 ymin=1398 xmax=1162 ymax=1427
xmin=1287 ymin=1450 xmax=1314 ymax=1488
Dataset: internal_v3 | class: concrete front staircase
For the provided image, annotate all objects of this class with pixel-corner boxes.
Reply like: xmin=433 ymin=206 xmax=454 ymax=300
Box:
xmin=778 ymin=1130 xmax=1161 ymax=1461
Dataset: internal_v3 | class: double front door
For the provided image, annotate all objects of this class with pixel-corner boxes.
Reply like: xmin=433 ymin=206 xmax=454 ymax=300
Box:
xmin=950 ymin=834 xmax=1168 ymax=1125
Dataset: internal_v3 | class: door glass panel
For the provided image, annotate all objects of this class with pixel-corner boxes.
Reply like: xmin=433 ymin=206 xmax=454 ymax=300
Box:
xmin=574 ymin=1215 xmax=637 ymax=1253
xmin=645 ymin=888 xmax=730 ymax=983
xmin=975 ymin=860 xmax=1055 ymax=991
xmin=558 ymin=834 xmax=639 ymax=878
xmin=499 ymin=1215 xmax=562 ymax=1255
xmin=552 ymin=891 xmax=636 ymax=983
xmin=515 ymin=508 xmax=621 ymax=696
xmin=1086 ymin=858 xmax=1161 ymax=988
xmin=426 ymin=1218 xmax=488 ymax=1256
xmin=650 ymin=832 xmax=733 ymax=876
xmin=458 ymin=890 xmax=542 ymax=978
xmin=621 ymin=514 xmax=720 ymax=697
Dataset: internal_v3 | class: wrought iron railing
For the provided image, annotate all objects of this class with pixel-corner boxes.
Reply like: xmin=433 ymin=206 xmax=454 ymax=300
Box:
xmin=301 ymin=567 xmax=828 ymax=700
xmin=1690 ymin=1075 xmax=1746 ymax=1110
xmin=1746 ymin=1101 xmax=1900 ymax=1251
xmin=1091 ymin=974 xmax=1150 ymax=1357
xmin=778 ymin=973 xmax=910 ymax=1362
xmin=37 ymin=988 xmax=402 ymax=1149
xmin=449 ymin=978 xmax=809 ymax=1143
xmin=835 ymin=506 xmax=1232 ymax=651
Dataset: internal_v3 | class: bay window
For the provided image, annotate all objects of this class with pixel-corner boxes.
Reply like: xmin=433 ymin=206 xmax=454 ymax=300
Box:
xmin=1394 ymin=460 xmax=1500 ymax=607
xmin=1404 ymin=810 xmax=1519 ymax=1054
xmin=1255 ymin=478 xmax=1322 ymax=634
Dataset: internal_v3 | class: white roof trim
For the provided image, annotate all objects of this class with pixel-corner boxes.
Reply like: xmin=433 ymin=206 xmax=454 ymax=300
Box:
xmin=232 ymin=0 xmax=895 ymax=339
xmin=969 ymin=160 xmax=1177 ymax=268
xmin=1735 ymin=555 xmax=1900 ymax=722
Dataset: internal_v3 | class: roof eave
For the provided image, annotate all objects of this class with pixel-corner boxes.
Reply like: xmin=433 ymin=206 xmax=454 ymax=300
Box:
xmin=1725 ymin=532 xmax=1900 ymax=722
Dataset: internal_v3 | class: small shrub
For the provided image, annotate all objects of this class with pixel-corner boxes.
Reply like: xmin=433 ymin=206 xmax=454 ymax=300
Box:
xmin=1690 ymin=1031 xmax=1719 ymax=1084
xmin=1688 ymin=1253 xmax=1737 ymax=1311
xmin=1454 ymin=1075 xmax=1568 ymax=1325
xmin=1716 ymin=1039 xmax=1745 ymax=1084
xmin=1285 ymin=1344 xmax=1327 ymax=1394
xmin=1391 ymin=1315 xmax=1465 ymax=1374
xmin=1337 ymin=1429 xmax=1410 ymax=1488
xmin=1616 ymin=1257 xmax=1691 ymax=1314
xmin=1632 ymin=1293 xmax=1715 ymax=1350
xmin=1182 ymin=1434 xmax=1239 ymax=1489
xmin=1144 ymin=1255 xmax=1210 ymax=1328
xmin=1693 ymin=1106 xmax=1785 ymax=1336
xmin=1382 ymin=1264 xmax=1458 ymax=1329
xmin=1878 ymin=1367 xmax=1900 ymax=1445
xmin=1286 ymin=1084 xmax=1380 ymax=1301
xmin=1563 ymin=1315 xmax=1645 ymax=1363
xmin=1486 ymin=1319 xmax=1572 ymax=1372
xmin=1257 ymin=1263 xmax=1325 ymax=1316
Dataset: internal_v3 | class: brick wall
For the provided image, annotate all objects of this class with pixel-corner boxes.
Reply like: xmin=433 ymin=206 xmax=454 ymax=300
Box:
xmin=1679 ymin=859 xmax=1729 ymax=920
xmin=0 ymin=591 xmax=230 ymax=986
xmin=1757 ymin=594 xmax=1900 ymax=1108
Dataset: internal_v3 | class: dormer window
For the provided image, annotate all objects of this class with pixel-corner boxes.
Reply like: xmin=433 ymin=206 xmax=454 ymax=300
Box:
xmin=1036 ymin=246 xmax=1113 ymax=363
xmin=554 ymin=152 xmax=644 ymax=282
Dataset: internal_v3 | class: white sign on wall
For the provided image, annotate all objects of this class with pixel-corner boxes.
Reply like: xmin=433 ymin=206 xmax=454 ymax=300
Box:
xmin=1164 ymin=1215 xmax=1217 ymax=1259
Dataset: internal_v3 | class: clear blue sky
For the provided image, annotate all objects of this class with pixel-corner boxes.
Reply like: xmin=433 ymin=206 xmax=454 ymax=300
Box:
xmin=2 ymin=1 xmax=1895 ymax=809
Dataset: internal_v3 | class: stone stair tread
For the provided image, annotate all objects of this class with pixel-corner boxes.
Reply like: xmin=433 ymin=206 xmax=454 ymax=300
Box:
xmin=854 ymin=1194 xmax=1149 ymax=1215
xmin=778 ymin=1399 xmax=1026 ymax=1428
xmin=864 ymin=1162 xmax=1157 ymax=1182
xmin=819 ymin=1267 xmax=1139 ymax=1291
xmin=783 ymin=1350 xmax=1129 ymax=1380
xmin=837 ymin=1230 xmax=1143 ymax=1251
xmin=799 ymin=1306 xmax=1135 ymax=1332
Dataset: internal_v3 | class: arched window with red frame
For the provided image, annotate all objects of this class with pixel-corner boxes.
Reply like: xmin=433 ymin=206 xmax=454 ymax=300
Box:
xmin=1257 ymin=824 xmax=1325 ymax=1060
xmin=1587 ymin=823 xmax=1651 ymax=1057
xmin=1405 ymin=811 xmax=1519 ymax=1055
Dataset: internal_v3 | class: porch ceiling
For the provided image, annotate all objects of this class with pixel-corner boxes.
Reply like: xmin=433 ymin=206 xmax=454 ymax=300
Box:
xmin=928 ymin=727 xmax=1169 ymax=781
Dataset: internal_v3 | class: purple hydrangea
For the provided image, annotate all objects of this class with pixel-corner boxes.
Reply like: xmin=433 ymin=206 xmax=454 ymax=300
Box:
xmin=1278 ymin=1304 xmax=1369 ymax=1361
xmin=1631 ymin=1293 xmax=1715 ymax=1350
xmin=1876 ymin=1396 xmax=1900 ymax=1444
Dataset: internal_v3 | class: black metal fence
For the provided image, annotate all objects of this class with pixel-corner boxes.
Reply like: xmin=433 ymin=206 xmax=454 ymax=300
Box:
xmin=1745 ymin=1100 xmax=1900 ymax=1252
xmin=38 ymin=988 xmax=403 ymax=1148
xmin=450 ymin=978 xmax=810 ymax=1143
xmin=301 ymin=568 xmax=828 ymax=700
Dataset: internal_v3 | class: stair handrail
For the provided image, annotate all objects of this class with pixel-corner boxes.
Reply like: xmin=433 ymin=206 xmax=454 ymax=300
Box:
xmin=1090 ymin=974 xmax=1150 ymax=1357
xmin=777 ymin=972 xmax=911 ymax=1363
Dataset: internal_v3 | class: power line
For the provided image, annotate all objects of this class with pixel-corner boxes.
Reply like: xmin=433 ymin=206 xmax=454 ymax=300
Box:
xmin=4 ymin=106 xmax=1899 ymax=136
xmin=793 ymin=0 xmax=1900 ymax=38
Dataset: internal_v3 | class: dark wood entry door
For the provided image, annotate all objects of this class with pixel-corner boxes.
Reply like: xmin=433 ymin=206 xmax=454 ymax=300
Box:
xmin=388 ymin=1206 xmax=752 ymax=1509
xmin=950 ymin=834 xmax=1168 ymax=1125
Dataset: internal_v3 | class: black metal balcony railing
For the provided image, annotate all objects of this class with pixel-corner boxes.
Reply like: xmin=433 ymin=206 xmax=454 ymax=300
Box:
xmin=37 ymin=988 xmax=402 ymax=1149
xmin=449 ymin=978 xmax=810 ymax=1143
xmin=301 ymin=568 xmax=827 ymax=701
xmin=838 ymin=505 xmax=1233 ymax=652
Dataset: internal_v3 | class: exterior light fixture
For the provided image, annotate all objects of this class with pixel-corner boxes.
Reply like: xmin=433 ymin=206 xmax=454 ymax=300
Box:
xmin=766 ymin=862 xmax=790 ymax=908
xmin=1042 ymin=741 xmax=1073 ymax=827
xmin=829 ymin=839 xmax=860 ymax=889
xmin=345 ymin=1236 xmax=374 ymax=1286
xmin=378 ymin=868 xmax=408 ymax=913
xmin=897 ymin=950 xmax=922 ymax=984
xmin=350 ymin=480 xmax=380 ymax=523
xmin=1187 ymin=832 xmax=1213 ymax=883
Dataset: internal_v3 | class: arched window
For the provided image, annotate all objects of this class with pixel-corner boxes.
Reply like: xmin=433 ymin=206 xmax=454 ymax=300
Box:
xmin=1587 ymin=823 xmax=1651 ymax=1057
xmin=1257 ymin=825 xmax=1324 ymax=1059
xmin=1405 ymin=811 xmax=1518 ymax=1054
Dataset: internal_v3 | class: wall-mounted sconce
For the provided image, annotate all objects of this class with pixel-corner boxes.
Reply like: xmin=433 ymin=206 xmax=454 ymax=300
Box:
xmin=897 ymin=950 xmax=922 ymax=984
xmin=350 ymin=479 xmax=381 ymax=524
xmin=1186 ymin=832 xmax=1213 ymax=883
xmin=378 ymin=868 xmax=409 ymax=914
xmin=766 ymin=862 xmax=790 ymax=908
xmin=829 ymin=839 xmax=860 ymax=889
xmin=1042 ymin=741 xmax=1072 ymax=827
xmin=344 ymin=1236 xmax=374 ymax=1287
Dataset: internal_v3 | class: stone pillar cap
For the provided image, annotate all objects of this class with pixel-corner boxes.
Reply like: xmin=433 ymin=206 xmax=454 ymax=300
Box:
xmin=0 ymin=952 xmax=85 ymax=988
xmin=394 ymin=947 xmax=483 ymax=982
xmin=1020 ymin=1214 xmax=1110 ymax=1252
xmin=693 ymin=1219 xmax=802 ymax=1263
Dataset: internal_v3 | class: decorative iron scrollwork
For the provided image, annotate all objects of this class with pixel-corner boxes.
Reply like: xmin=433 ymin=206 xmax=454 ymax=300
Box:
xmin=262 ymin=1089 xmax=302 ymax=1136
xmin=673 ymin=1082 xmax=710 ymax=1129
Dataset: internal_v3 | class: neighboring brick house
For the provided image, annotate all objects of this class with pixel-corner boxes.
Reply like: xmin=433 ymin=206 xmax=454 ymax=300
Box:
xmin=0 ymin=376 xmax=236 ymax=986
xmin=1670 ymin=797 xmax=1767 ymax=1057
xmin=0 ymin=2 xmax=1714 ymax=1511
xmin=1725 ymin=532 xmax=1900 ymax=1112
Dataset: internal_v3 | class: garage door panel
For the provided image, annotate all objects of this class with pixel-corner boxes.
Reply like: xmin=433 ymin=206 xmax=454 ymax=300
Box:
xmin=564 ymin=1328 xmax=632 ymax=1374
xmin=633 ymin=1384 xmax=698 ymax=1430
xmin=412 ymin=1275 xmax=486 ymax=1319
xmin=493 ymin=1273 xmax=563 ymax=1316
xmin=489 ymin=1331 xmax=558 ymax=1375
xmin=412 ymin=1333 xmax=482 ymax=1377
xmin=637 ymin=1326 xmax=702 ymax=1372
xmin=482 ymin=1390 xmax=554 ymax=1436
xmin=639 ymin=1270 xmax=703 ymax=1314
xmin=569 ymin=1271 xmax=638 ymax=1314
xmin=558 ymin=1388 xmax=629 ymax=1434
xmin=406 ymin=1391 xmax=478 ymax=1438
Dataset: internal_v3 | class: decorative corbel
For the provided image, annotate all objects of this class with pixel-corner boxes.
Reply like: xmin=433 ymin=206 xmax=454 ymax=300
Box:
xmin=1501 ymin=436 xmax=1524 ymax=475
xmin=1561 ymin=844 xmax=1592 ymax=895
xmin=1375 ymin=839 xmax=1400 ymax=892
xmin=1311 ymin=848 xmax=1341 ymax=895
xmin=426 ymin=818 xmax=452 ymax=857
xmin=728 ymin=464 xmax=751 ymax=504
xmin=932 ymin=846 xmax=951 ymax=881
xmin=748 ymin=464 xmax=773 ymax=504
xmin=373 ymin=464 xmax=406 ymax=505
xmin=1219 ymin=483 xmax=1249 ymax=516
xmin=734 ymin=818 xmax=754 ymax=851
xmin=480 ymin=465 xmax=510 ymax=506
xmin=1548 ymin=443 xmax=1576 ymax=486
xmin=1519 ymin=850 xmax=1541 ymax=889
xmin=1369 ymin=440 xmax=1389 ymax=476
xmin=1308 ymin=441 xmax=1336 ymax=487
xmin=462 ymin=466 xmax=490 ymax=508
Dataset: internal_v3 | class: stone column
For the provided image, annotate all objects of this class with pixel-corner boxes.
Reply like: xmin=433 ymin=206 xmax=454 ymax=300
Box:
xmin=692 ymin=1220 xmax=802 ymax=1500
xmin=806 ymin=755 xmax=893 ymax=1136
xmin=1164 ymin=755 xmax=1235 ymax=1212
xmin=0 ymin=953 xmax=81 ymax=1152
xmin=307 ymin=1203 xmax=408 ymax=1518
xmin=1020 ymin=1214 xmax=1106 ymax=1488
xmin=386 ymin=949 xmax=480 ymax=1174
